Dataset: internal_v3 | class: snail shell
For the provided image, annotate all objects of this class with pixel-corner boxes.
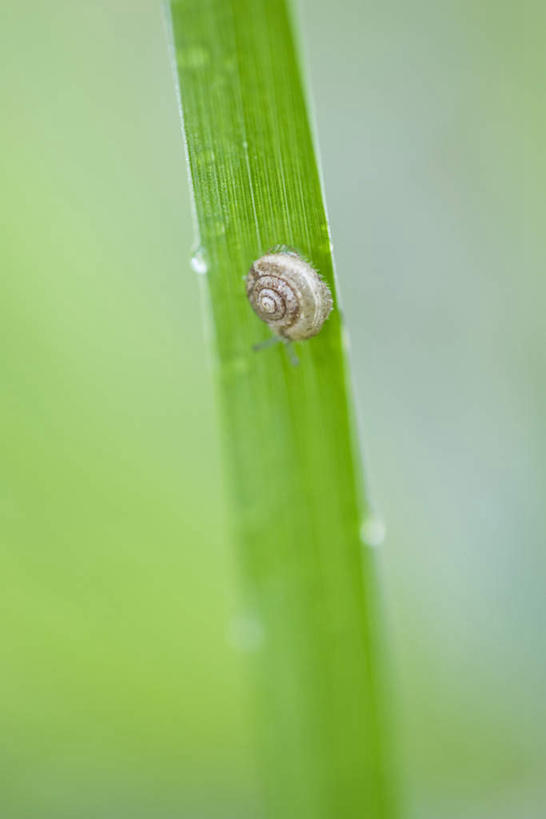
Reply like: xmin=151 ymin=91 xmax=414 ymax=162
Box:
xmin=245 ymin=251 xmax=333 ymax=341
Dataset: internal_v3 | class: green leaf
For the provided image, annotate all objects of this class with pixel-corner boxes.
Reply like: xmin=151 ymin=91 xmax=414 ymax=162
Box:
xmin=168 ymin=0 xmax=396 ymax=815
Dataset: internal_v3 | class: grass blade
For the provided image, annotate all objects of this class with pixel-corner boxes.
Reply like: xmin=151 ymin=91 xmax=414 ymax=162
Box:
xmin=168 ymin=1 xmax=395 ymax=815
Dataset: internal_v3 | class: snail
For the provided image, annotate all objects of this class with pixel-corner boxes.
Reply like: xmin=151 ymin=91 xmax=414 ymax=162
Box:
xmin=245 ymin=250 xmax=333 ymax=343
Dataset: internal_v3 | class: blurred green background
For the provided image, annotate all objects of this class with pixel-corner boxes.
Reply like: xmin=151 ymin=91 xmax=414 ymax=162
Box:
xmin=1 ymin=1 xmax=544 ymax=817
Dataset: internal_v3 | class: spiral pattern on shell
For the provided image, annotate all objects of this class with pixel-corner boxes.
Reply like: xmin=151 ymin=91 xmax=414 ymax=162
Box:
xmin=245 ymin=251 xmax=333 ymax=341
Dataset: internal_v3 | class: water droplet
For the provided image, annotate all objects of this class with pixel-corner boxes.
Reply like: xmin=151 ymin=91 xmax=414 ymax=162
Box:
xmin=223 ymin=355 xmax=251 ymax=378
xmin=228 ymin=614 xmax=265 ymax=652
xmin=224 ymin=55 xmax=236 ymax=74
xmin=197 ymin=148 xmax=215 ymax=166
xmin=360 ymin=514 xmax=386 ymax=548
xmin=178 ymin=45 xmax=209 ymax=70
xmin=190 ymin=247 xmax=208 ymax=275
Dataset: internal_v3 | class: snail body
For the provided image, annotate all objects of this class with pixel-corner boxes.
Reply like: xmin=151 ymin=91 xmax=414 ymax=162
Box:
xmin=245 ymin=251 xmax=333 ymax=341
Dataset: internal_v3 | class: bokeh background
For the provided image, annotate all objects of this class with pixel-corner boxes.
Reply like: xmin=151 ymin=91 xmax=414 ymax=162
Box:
xmin=1 ymin=1 xmax=544 ymax=816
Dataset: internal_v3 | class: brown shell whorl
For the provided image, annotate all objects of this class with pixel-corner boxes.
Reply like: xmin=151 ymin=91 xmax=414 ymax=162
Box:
xmin=245 ymin=251 xmax=333 ymax=341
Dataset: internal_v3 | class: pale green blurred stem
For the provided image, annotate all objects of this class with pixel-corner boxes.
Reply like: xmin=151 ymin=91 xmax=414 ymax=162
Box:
xmin=168 ymin=0 xmax=396 ymax=815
